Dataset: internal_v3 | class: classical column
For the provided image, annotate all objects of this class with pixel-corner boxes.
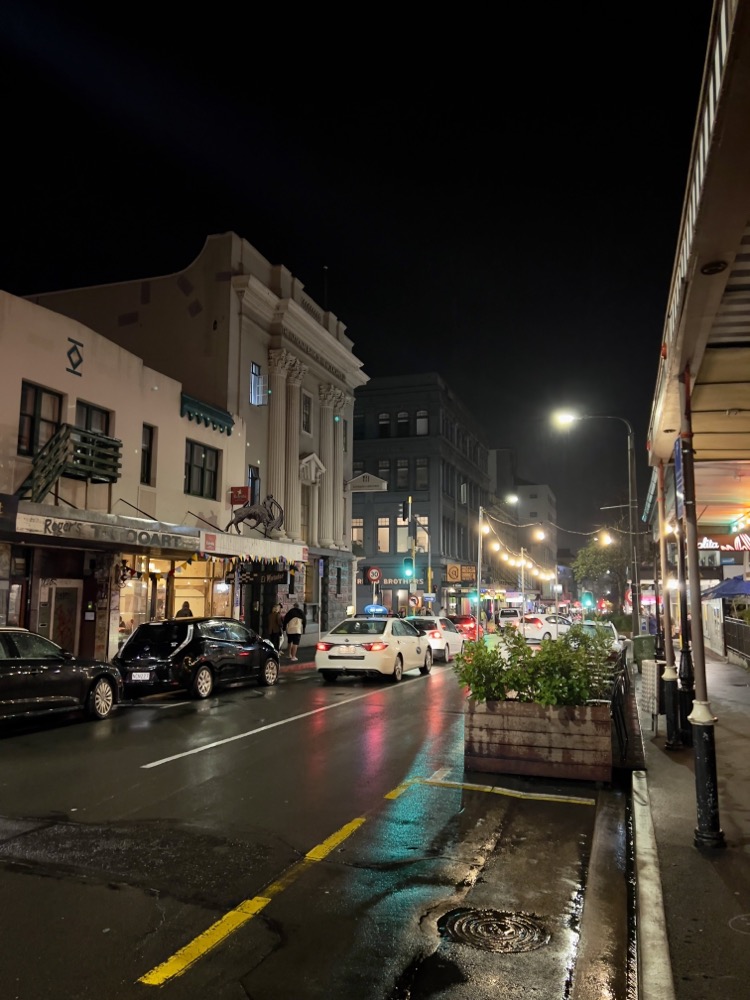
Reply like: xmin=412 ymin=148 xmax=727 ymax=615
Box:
xmin=284 ymin=359 xmax=307 ymax=542
xmin=318 ymin=385 xmax=343 ymax=548
xmin=332 ymin=395 xmax=349 ymax=547
xmin=268 ymin=349 xmax=291 ymax=536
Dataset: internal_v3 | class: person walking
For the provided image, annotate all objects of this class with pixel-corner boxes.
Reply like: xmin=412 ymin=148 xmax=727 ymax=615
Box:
xmin=283 ymin=602 xmax=306 ymax=661
xmin=175 ymin=601 xmax=193 ymax=618
xmin=267 ymin=603 xmax=284 ymax=650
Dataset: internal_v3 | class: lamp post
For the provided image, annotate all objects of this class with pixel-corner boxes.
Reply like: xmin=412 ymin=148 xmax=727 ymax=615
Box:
xmin=553 ymin=411 xmax=641 ymax=639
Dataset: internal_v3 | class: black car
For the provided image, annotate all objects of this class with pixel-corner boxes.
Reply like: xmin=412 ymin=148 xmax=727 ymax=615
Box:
xmin=0 ymin=628 xmax=123 ymax=721
xmin=114 ymin=616 xmax=280 ymax=698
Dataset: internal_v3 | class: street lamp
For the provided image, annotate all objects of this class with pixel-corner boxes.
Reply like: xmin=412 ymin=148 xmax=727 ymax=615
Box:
xmin=553 ymin=410 xmax=641 ymax=638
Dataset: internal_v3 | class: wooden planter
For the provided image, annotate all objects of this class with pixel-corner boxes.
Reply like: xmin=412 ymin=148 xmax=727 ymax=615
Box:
xmin=464 ymin=699 xmax=612 ymax=783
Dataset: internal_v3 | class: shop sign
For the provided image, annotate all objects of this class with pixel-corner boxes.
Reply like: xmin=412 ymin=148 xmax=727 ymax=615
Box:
xmin=382 ymin=577 xmax=424 ymax=586
xmin=238 ymin=565 xmax=287 ymax=584
xmin=16 ymin=512 xmax=200 ymax=550
xmin=230 ymin=486 xmax=250 ymax=504
xmin=698 ymin=534 xmax=750 ymax=551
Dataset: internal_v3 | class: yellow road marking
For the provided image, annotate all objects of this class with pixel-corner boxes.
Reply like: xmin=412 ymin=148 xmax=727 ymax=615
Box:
xmin=138 ymin=817 xmax=366 ymax=986
xmin=384 ymin=779 xmax=415 ymax=799
xmin=419 ymin=776 xmax=595 ymax=806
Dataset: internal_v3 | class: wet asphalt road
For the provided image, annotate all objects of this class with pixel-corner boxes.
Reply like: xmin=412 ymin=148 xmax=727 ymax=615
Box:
xmin=0 ymin=660 xmax=617 ymax=999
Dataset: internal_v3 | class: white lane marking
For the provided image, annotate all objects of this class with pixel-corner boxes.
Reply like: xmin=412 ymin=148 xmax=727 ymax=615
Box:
xmin=141 ymin=683 xmax=423 ymax=769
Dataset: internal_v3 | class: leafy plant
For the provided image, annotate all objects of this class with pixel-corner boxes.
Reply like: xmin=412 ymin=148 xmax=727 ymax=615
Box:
xmin=453 ymin=624 xmax=615 ymax=707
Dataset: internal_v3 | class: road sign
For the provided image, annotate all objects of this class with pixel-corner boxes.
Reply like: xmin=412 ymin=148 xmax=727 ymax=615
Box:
xmin=366 ymin=566 xmax=381 ymax=583
xmin=363 ymin=604 xmax=388 ymax=615
xmin=408 ymin=595 xmax=419 ymax=607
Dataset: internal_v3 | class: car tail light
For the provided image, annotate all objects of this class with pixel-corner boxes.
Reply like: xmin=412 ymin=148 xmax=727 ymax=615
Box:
xmin=361 ymin=641 xmax=389 ymax=652
xmin=316 ymin=642 xmax=334 ymax=651
xmin=429 ymin=630 xmax=441 ymax=640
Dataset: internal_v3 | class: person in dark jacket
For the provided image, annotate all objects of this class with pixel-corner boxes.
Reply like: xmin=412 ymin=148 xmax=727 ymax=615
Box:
xmin=266 ymin=603 xmax=284 ymax=650
xmin=283 ymin=602 xmax=306 ymax=661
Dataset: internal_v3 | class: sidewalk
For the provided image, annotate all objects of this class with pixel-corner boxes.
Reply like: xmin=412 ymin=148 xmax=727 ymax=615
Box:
xmin=633 ymin=650 xmax=750 ymax=1000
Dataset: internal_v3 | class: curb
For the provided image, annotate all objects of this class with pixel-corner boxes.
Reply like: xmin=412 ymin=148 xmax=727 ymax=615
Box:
xmin=632 ymin=769 xmax=676 ymax=1000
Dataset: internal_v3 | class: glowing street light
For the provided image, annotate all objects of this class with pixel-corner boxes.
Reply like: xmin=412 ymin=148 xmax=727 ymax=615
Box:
xmin=553 ymin=409 xmax=641 ymax=637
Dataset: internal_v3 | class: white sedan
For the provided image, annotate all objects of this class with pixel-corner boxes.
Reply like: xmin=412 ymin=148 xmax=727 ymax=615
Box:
xmin=404 ymin=615 xmax=465 ymax=662
xmin=520 ymin=614 xmax=573 ymax=641
xmin=316 ymin=615 xmax=433 ymax=682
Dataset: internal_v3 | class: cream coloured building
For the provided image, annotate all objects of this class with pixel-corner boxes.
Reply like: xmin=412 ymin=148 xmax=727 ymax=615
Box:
xmin=23 ymin=233 xmax=368 ymax=645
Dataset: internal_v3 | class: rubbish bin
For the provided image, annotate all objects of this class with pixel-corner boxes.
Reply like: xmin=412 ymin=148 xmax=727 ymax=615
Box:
xmin=632 ymin=634 xmax=656 ymax=673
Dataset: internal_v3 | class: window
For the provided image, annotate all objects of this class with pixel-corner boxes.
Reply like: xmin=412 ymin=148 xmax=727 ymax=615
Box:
xmin=415 ymin=458 xmax=428 ymax=490
xmin=250 ymin=362 xmax=268 ymax=406
xmin=396 ymin=458 xmax=409 ymax=489
xmin=397 ymin=411 xmax=409 ymax=437
xmin=416 ymin=410 xmax=428 ymax=435
xmin=248 ymin=464 xmax=260 ymax=505
xmin=377 ymin=516 xmax=390 ymax=553
xmin=141 ymin=424 xmax=155 ymax=486
xmin=185 ymin=441 xmax=219 ymax=499
xmin=301 ymin=391 xmax=312 ymax=434
xmin=378 ymin=459 xmax=390 ymax=483
xmin=378 ymin=412 xmax=390 ymax=438
xmin=396 ymin=515 xmax=409 ymax=553
xmin=76 ymin=401 xmax=110 ymax=435
xmin=17 ymin=381 xmax=62 ymax=456
xmin=354 ymin=412 xmax=364 ymax=439
xmin=352 ymin=460 xmax=364 ymax=477
xmin=352 ymin=517 xmax=364 ymax=556
xmin=416 ymin=517 xmax=429 ymax=553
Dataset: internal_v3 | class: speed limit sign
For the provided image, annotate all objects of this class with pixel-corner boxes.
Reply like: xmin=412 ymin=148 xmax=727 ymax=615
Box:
xmin=366 ymin=566 xmax=381 ymax=583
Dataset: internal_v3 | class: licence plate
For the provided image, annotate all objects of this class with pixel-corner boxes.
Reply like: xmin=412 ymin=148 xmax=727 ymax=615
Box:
xmin=336 ymin=645 xmax=357 ymax=655
xmin=130 ymin=672 xmax=151 ymax=682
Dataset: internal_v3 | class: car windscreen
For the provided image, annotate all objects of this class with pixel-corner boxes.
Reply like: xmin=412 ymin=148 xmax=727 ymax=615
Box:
xmin=120 ymin=622 xmax=190 ymax=658
xmin=330 ymin=620 xmax=387 ymax=636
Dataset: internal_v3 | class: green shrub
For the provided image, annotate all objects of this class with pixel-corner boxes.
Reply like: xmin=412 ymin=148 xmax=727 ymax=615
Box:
xmin=453 ymin=624 xmax=615 ymax=707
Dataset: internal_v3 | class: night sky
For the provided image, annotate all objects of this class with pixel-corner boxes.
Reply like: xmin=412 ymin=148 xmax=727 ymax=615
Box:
xmin=1 ymin=2 xmax=715 ymax=544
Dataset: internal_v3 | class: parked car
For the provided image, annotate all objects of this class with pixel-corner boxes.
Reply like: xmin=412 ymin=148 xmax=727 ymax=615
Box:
xmin=0 ymin=627 xmax=123 ymax=721
xmin=520 ymin=614 xmax=573 ymax=641
xmin=315 ymin=615 xmax=432 ymax=682
xmin=114 ymin=617 xmax=280 ymax=698
xmin=405 ymin=615 xmax=465 ymax=662
xmin=448 ymin=614 xmax=484 ymax=641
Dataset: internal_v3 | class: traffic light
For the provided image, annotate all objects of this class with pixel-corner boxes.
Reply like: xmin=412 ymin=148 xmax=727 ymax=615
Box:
xmin=582 ymin=590 xmax=593 ymax=608
xmin=400 ymin=500 xmax=409 ymax=521
xmin=403 ymin=556 xmax=414 ymax=578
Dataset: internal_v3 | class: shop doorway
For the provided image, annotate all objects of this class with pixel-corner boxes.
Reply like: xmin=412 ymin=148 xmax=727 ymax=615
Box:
xmin=38 ymin=579 xmax=82 ymax=652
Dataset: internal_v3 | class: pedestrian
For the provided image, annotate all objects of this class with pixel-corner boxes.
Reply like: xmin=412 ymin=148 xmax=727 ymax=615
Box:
xmin=175 ymin=601 xmax=193 ymax=618
xmin=283 ymin=601 xmax=306 ymax=661
xmin=267 ymin=603 xmax=284 ymax=650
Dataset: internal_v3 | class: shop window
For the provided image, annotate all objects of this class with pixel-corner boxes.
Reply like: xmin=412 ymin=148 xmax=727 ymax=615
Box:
xmin=17 ymin=381 xmax=62 ymax=456
xmin=185 ymin=440 xmax=218 ymax=499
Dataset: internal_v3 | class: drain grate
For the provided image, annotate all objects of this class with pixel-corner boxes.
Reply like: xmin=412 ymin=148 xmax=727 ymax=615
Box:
xmin=438 ymin=908 xmax=550 ymax=953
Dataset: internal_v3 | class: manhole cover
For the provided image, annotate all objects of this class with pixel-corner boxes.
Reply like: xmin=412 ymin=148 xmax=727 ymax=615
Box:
xmin=437 ymin=908 xmax=550 ymax=953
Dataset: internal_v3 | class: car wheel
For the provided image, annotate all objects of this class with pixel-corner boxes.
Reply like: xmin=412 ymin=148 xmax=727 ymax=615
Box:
xmin=543 ymin=632 xmax=552 ymax=641
xmin=87 ymin=676 xmax=115 ymax=719
xmin=259 ymin=657 xmax=279 ymax=686
xmin=443 ymin=644 xmax=451 ymax=663
xmin=321 ymin=670 xmax=338 ymax=683
xmin=390 ymin=656 xmax=403 ymax=683
xmin=420 ymin=648 xmax=433 ymax=675
xmin=191 ymin=665 xmax=214 ymax=699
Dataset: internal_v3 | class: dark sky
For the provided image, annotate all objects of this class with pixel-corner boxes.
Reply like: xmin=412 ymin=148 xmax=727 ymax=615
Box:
xmin=1 ymin=2 xmax=715 ymax=543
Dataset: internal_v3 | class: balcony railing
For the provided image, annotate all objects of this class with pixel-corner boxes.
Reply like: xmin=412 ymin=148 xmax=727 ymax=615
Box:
xmin=15 ymin=424 xmax=123 ymax=503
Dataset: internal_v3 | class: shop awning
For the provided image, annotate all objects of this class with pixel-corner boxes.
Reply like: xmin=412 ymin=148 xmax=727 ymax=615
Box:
xmin=180 ymin=393 xmax=234 ymax=435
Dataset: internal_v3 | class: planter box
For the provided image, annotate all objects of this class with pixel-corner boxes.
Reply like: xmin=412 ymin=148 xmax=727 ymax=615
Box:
xmin=464 ymin=699 xmax=612 ymax=783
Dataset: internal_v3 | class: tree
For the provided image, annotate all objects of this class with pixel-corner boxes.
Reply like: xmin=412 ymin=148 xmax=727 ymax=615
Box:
xmin=572 ymin=535 xmax=629 ymax=610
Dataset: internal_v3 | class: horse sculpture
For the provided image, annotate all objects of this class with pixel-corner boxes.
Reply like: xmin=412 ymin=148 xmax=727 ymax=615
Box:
xmin=225 ymin=494 xmax=285 ymax=536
